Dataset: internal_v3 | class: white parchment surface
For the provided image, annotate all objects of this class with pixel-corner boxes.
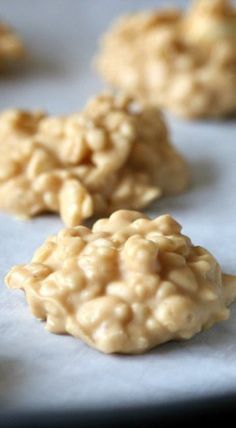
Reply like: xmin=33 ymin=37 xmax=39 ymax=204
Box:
xmin=0 ymin=0 xmax=236 ymax=413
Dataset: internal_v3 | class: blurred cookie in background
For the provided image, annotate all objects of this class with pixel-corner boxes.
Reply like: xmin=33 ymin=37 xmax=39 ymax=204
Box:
xmin=0 ymin=21 xmax=24 ymax=70
xmin=97 ymin=0 xmax=236 ymax=119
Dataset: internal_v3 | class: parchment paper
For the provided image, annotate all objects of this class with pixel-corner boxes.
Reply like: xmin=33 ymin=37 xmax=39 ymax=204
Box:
xmin=0 ymin=0 xmax=236 ymax=413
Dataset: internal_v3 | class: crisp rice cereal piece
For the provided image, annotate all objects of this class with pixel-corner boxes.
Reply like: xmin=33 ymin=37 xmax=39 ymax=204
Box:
xmin=0 ymin=93 xmax=188 ymax=226
xmin=97 ymin=0 xmax=236 ymax=118
xmin=0 ymin=22 xmax=24 ymax=69
xmin=6 ymin=210 xmax=236 ymax=354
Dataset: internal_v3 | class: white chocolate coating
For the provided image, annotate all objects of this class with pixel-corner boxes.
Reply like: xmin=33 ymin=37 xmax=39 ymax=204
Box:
xmin=0 ymin=93 xmax=188 ymax=226
xmin=6 ymin=210 xmax=236 ymax=354
xmin=97 ymin=0 xmax=236 ymax=118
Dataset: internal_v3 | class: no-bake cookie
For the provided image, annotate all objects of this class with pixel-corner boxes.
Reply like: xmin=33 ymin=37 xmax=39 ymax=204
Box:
xmin=6 ymin=210 xmax=236 ymax=354
xmin=0 ymin=93 xmax=188 ymax=226
xmin=0 ymin=22 xmax=24 ymax=69
xmin=97 ymin=0 xmax=236 ymax=118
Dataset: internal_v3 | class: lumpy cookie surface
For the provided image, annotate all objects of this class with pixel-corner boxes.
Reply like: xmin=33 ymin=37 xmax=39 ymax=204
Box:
xmin=0 ymin=22 xmax=24 ymax=68
xmin=97 ymin=0 xmax=236 ymax=118
xmin=0 ymin=93 xmax=188 ymax=226
xmin=6 ymin=210 xmax=236 ymax=354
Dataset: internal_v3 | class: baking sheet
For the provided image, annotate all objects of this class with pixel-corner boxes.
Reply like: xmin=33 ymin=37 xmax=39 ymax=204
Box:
xmin=0 ymin=0 xmax=236 ymax=413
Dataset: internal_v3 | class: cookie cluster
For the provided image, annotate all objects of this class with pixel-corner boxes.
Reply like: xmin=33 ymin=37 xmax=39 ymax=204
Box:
xmin=6 ymin=210 xmax=236 ymax=354
xmin=0 ymin=93 xmax=188 ymax=226
xmin=97 ymin=0 xmax=236 ymax=118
